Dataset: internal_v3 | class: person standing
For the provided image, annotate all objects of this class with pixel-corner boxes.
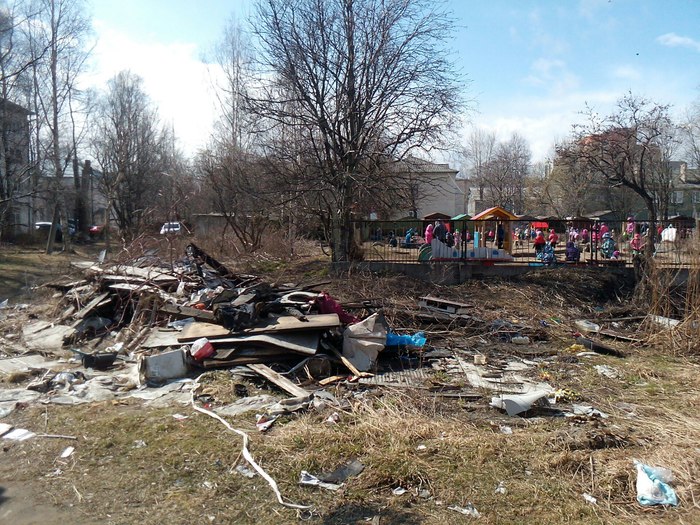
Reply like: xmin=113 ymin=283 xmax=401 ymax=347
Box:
xmin=548 ymin=228 xmax=559 ymax=249
xmin=496 ymin=222 xmax=505 ymax=249
xmin=424 ymin=223 xmax=434 ymax=244
xmin=433 ymin=220 xmax=447 ymax=243
xmin=534 ymin=230 xmax=546 ymax=257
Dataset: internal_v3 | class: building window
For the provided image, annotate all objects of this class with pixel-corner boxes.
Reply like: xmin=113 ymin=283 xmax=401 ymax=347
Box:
xmin=692 ymin=191 xmax=700 ymax=204
xmin=670 ymin=190 xmax=684 ymax=204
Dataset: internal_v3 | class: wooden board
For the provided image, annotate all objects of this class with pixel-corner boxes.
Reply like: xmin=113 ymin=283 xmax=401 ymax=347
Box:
xmin=73 ymin=292 xmax=111 ymax=320
xmin=209 ymin=332 xmax=319 ymax=355
xmin=247 ymin=363 xmax=311 ymax=398
xmin=419 ymin=296 xmax=472 ymax=315
xmin=177 ymin=313 xmax=340 ymax=343
xmin=159 ymin=303 xmax=216 ymax=322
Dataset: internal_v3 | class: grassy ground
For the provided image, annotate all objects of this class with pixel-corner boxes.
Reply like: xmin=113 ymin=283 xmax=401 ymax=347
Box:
xmin=1 ymin=246 xmax=699 ymax=524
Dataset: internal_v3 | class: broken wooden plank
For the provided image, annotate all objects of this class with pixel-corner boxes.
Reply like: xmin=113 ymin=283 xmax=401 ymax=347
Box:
xmin=177 ymin=313 xmax=340 ymax=343
xmin=187 ymin=243 xmax=232 ymax=277
xmin=159 ymin=303 xmax=215 ymax=322
xmin=597 ymin=329 xmax=643 ymax=343
xmin=318 ymin=375 xmax=347 ymax=386
xmin=73 ymin=292 xmax=111 ymax=320
xmin=209 ymin=332 xmax=320 ymax=355
xmin=419 ymin=296 xmax=472 ymax=315
xmin=247 ymin=363 xmax=311 ymax=398
xmin=325 ymin=345 xmax=373 ymax=379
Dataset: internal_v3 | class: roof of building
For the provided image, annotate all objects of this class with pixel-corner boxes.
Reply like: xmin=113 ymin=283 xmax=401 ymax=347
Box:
xmin=0 ymin=98 xmax=32 ymax=116
xmin=471 ymin=206 xmax=518 ymax=221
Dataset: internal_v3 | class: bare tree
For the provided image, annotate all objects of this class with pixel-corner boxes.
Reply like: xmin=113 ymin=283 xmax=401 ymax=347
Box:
xmin=561 ymin=93 xmax=675 ymax=258
xmin=247 ymin=0 xmax=463 ymax=262
xmin=209 ymin=15 xmax=254 ymax=151
xmin=461 ymin=127 xmax=496 ymax=208
xmin=0 ymin=2 xmax=48 ymax=240
xmin=481 ymin=132 xmax=530 ymax=213
xmin=546 ymin=145 xmax=598 ymax=217
xmin=680 ymin=96 xmax=700 ymax=169
xmin=92 ymin=71 xmax=168 ymax=243
xmin=25 ymin=0 xmax=91 ymax=252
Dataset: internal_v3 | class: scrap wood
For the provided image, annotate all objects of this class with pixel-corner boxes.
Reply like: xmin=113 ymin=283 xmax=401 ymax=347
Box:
xmin=419 ymin=296 xmax=473 ymax=314
xmin=72 ymin=292 xmax=111 ymax=321
xmin=177 ymin=314 xmax=340 ymax=343
xmin=318 ymin=375 xmax=347 ymax=386
xmin=190 ymin=374 xmax=310 ymax=510
xmin=597 ymin=329 xmax=643 ymax=344
xmin=187 ymin=243 xmax=232 ymax=277
xmin=323 ymin=344 xmax=374 ymax=379
xmin=209 ymin=332 xmax=320 ymax=356
xmin=159 ymin=303 xmax=215 ymax=322
xmin=86 ymin=264 xmax=179 ymax=283
xmin=247 ymin=363 xmax=311 ymax=399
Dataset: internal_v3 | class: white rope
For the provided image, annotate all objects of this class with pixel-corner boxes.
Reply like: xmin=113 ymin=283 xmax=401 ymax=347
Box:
xmin=190 ymin=373 xmax=311 ymax=510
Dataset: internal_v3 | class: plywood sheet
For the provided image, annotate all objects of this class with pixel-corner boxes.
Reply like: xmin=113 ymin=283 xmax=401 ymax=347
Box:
xmin=177 ymin=314 xmax=339 ymax=343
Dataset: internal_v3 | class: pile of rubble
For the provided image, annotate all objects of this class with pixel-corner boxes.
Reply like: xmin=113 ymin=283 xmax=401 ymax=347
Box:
xmin=0 ymin=243 xmax=641 ymax=420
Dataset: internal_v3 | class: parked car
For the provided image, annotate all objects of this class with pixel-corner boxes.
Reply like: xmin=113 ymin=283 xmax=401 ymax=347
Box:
xmin=89 ymin=224 xmax=107 ymax=239
xmin=160 ymin=222 xmax=182 ymax=235
xmin=35 ymin=222 xmax=63 ymax=242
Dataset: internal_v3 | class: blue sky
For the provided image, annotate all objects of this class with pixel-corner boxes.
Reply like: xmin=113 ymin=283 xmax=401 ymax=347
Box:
xmin=86 ymin=0 xmax=700 ymax=164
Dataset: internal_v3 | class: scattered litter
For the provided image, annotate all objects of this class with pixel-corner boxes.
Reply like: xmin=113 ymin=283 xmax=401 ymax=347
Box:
xmin=495 ymin=481 xmax=507 ymax=495
xmin=634 ymin=460 xmax=678 ymax=506
xmin=133 ymin=440 xmax=147 ymax=448
xmin=190 ymin=337 xmax=215 ymax=360
xmin=568 ymin=404 xmax=609 ymax=419
xmin=172 ymin=413 xmax=189 ymax=421
xmin=511 ymin=336 xmax=530 ymax=345
xmin=201 ymin=480 xmax=216 ymax=490
xmin=594 ymin=365 xmax=620 ymax=379
xmin=392 ymin=487 xmax=408 ymax=496
xmin=649 ymin=315 xmax=680 ymax=329
xmin=235 ymin=464 xmax=257 ymax=478
xmin=299 ymin=471 xmax=342 ymax=491
xmin=574 ymin=320 xmax=600 ymax=333
xmin=3 ymin=428 xmax=36 ymax=441
xmin=325 ymin=412 xmax=340 ymax=425
xmin=317 ymin=459 xmax=364 ymax=484
xmin=214 ymin=395 xmax=277 ymax=417
xmin=416 ymin=444 xmax=427 ymax=451
xmin=582 ymin=492 xmax=597 ymax=505
xmin=448 ymin=503 xmax=480 ymax=518
xmin=140 ymin=349 xmax=188 ymax=382
xmin=60 ymin=446 xmax=75 ymax=458
xmin=490 ymin=390 xmax=551 ymax=416
xmin=473 ymin=354 xmax=486 ymax=365
xmin=499 ymin=425 xmax=513 ymax=435
xmin=385 ymin=331 xmax=426 ymax=348
xmin=573 ymin=334 xmax=624 ymax=357
xmin=255 ymin=414 xmax=279 ymax=432
xmin=342 ymin=313 xmax=387 ymax=371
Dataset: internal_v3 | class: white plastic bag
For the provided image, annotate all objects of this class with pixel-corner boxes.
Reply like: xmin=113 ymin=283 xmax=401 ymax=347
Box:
xmin=634 ymin=460 xmax=678 ymax=506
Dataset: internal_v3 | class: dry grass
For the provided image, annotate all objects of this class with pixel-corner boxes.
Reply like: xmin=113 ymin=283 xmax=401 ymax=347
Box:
xmin=1 ymin=242 xmax=700 ymax=524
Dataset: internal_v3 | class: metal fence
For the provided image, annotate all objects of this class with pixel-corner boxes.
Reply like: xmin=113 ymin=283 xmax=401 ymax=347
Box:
xmin=354 ymin=218 xmax=698 ymax=267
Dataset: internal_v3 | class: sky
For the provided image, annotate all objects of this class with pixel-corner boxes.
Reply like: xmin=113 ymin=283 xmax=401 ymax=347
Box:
xmin=86 ymin=0 xmax=700 ymax=166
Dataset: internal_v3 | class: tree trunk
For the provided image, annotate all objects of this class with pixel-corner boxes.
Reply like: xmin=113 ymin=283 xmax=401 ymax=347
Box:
xmin=77 ymin=159 xmax=91 ymax=238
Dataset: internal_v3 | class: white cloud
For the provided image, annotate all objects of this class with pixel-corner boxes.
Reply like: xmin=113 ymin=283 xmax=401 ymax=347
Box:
xmin=611 ymin=65 xmax=641 ymax=81
xmin=656 ymin=33 xmax=700 ymax=53
xmin=522 ymin=58 xmax=580 ymax=97
xmin=86 ymin=20 xmax=219 ymax=156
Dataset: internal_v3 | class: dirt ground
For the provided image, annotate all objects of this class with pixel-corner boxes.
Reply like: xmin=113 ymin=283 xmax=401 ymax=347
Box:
xmin=0 ymin=247 xmax=699 ymax=524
